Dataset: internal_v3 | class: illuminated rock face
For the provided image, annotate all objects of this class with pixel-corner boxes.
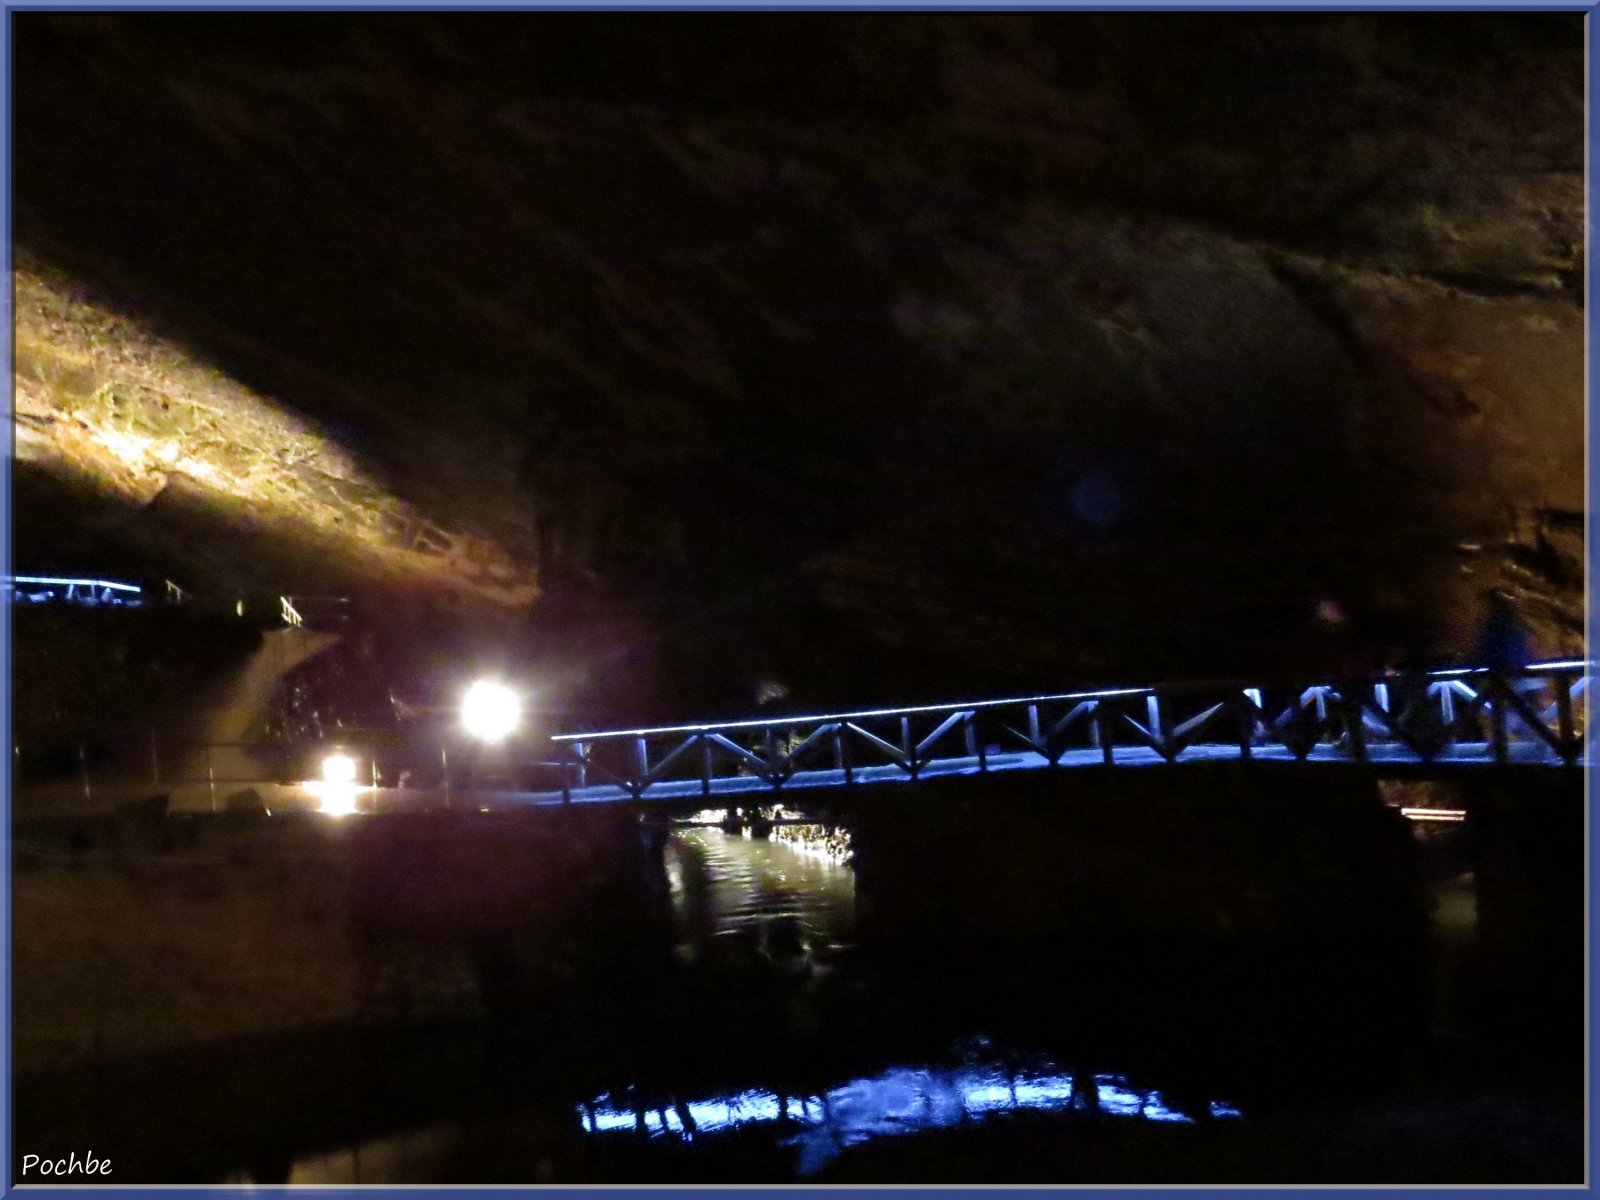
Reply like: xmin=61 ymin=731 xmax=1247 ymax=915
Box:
xmin=11 ymin=13 xmax=1583 ymax=710
xmin=12 ymin=263 xmax=538 ymax=609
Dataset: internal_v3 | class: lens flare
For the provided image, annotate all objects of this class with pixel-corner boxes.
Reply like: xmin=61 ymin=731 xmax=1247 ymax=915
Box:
xmin=321 ymin=752 xmax=358 ymax=784
xmin=462 ymin=680 xmax=522 ymax=742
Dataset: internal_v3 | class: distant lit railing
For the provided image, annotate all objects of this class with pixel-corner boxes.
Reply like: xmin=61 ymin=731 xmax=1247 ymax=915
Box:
xmin=278 ymin=594 xmax=352 ymax=628
xmin=5 ymin=574 xmax=146 ymax=607
xmin=4 ymin=574 xmax=198 ymax=609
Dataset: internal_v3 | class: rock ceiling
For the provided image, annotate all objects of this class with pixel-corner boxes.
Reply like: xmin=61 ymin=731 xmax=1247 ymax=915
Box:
xmin=11 ymin=12 xmax=1584 ymax=705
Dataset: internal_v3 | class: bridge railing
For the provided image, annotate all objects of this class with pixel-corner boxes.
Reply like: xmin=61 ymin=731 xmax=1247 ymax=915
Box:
xmin=548 ymin=662 xmax=1592 ymax=800
xmin=16 ymin=663 xmax=1588 ymax=810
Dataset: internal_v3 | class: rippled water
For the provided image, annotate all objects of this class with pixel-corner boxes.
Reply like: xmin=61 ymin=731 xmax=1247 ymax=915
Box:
xmin=575 ymin=1048 xmax=1242 ymax=1179
xmin=668 ymin=825 xmax=856 ymax=956
xmin=279 ymin=826 xmax=1244 ymax=1185
xmin=284 ymin=1053 xmax=1241 ymax=1184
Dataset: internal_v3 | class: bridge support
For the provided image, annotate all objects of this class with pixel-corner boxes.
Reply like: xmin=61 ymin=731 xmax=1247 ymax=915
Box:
xmin=852 ymin=765 xmax=1421 ymax=942
xmin=849 ymin=764 xmax=1430 ymax=1069
xmin=1453 ymin=773 xmax=1583 ymax=1056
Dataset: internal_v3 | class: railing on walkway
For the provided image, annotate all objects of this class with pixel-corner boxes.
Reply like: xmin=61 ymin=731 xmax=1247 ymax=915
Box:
xmin=15 ymin=662 xmax=1590 ymax=813
xmin=11 ymin=731 xmax=574 ymax=811
xmin=4 ymin=575 xmax=149 ymax=608
xmin=547 ymin=661 xmax=1592 ymax=802
xmin=5 ymin=574 xmax=324 ymax=627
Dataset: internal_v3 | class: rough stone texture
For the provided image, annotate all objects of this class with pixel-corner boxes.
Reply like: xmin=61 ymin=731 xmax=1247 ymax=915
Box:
xmin=13 ymin=261 xmax=538 ymax=608
xmin=12 ymin=13 xmax=1584 ymax=716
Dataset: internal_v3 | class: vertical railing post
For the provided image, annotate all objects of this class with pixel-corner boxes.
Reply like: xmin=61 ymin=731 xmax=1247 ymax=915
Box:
xmin=901 ymin=716 xmax=918 ymax=779
xmin=559 ymin=739 xmax=572 ymax=804
xmin=1342 ymin=686 xmax=1367 ymax=764
xmin=1489 ymin=676 xmax=1509 ymax=765
xmin=1027 ymin=705 xmax=1042 ymax=757
xmin=764 ymin=727 xmax=779 ymax=788
xmin=1237 ymin=691 xmax=1254 ymax=762
xmin=574 ymin=740 xmax=588 ymax=790
xmin=1096 ymin=702 xmax=1115 ymax=766
xmin=1368 ymin=682 xmax=1389 ymax=750
xmin=1556 ymin=672 xmax=1578 ymax=765
xmin=632 ymin=737 xmax=648 ymax=797
xmin=700 ymin=733 xmax=713 ymax=797
xmin=840 ymin=726 xmax=854 ymax=787
xmin=1146 ymin=694 xmax=1167 ymax=760
xmin=441 ymin=744 xmax=452 ymax=809
xmin=1429 ymin=682 xmax=1457 ymax=762
xmin=1582 ymin=676 xmax=1598 ymax=763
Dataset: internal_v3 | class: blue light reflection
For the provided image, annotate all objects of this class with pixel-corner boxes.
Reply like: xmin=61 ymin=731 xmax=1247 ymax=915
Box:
xmin=577 ymin=1050 xmax=1241 ymax=1176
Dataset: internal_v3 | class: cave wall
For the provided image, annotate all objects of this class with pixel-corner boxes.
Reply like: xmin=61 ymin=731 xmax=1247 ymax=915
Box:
xmin=12 ymin=12 xmax=1584 ymax=716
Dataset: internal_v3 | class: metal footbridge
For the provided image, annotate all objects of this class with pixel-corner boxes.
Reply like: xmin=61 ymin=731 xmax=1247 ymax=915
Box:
xmin=536 ymin=660 xmax=1591 ymax=807
xmin=16 ymin=661 xmax=1589 ymax=819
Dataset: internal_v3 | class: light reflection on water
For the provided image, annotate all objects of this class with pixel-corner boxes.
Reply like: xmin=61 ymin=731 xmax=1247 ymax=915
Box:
xmin=672 ymin=824 xmax=856 ymax=946
xmin=599 ymin=829 xmax=1241 ymax=1177
xmin=578 ymin=1053 xmax=1242 ymax=1177
xmin=278 ymin=1057 xmax=1243 ymax=1184
xmin=280 ymin=827 xmax=1243 ymax=1184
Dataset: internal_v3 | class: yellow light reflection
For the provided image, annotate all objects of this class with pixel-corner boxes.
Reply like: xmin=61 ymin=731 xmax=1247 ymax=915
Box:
xmin=304 ymin=779 xmax=368 ymax=817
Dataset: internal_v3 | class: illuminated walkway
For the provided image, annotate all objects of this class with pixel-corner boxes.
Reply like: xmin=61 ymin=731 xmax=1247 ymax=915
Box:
xmin=14 ymin=662 xmax=1587 ymax=820
xmin=528 ymin=660 xmax=1590 ymax=806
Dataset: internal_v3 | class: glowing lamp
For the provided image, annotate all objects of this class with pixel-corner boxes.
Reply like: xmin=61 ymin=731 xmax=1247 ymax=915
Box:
xmin=321 ymin=752 xmax=358 ymax=784
xmin=462 ymin=680 xmax=522 ymax=742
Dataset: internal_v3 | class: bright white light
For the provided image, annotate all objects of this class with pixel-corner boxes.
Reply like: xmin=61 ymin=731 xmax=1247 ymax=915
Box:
xmin=321 ymin=752 xmax=358 ymax=784
xmin=304 ymin=767 xmax=366 ymax=816
xmin=462 ymin=680 xmax=522 ymax=742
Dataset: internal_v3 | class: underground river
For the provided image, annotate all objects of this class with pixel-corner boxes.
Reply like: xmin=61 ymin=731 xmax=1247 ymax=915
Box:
xmin=13 ymin=792 xmax=1582 ymax=1186
xmin=264 ymin=809 xmax=1580 ymax=1185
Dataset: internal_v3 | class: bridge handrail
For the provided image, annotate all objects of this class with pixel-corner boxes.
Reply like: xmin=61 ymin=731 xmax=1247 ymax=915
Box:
xmin=549 ymin=685 xmax=1155 ymax=743
xmin=550 ymin=659 xmax=1594 ymax=744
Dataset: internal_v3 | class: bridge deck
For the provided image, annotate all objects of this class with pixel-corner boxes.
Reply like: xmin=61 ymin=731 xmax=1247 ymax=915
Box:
xmin=535 ymin=663 xmax=1588 ymax=806
xmin=17 ymin=664 xmax=1584 ymax=819
xmin=524 ymin=738 xmax=1569 ymax=808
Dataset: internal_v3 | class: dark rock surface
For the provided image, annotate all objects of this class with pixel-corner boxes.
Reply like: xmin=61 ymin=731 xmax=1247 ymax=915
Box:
xmin=13 ymin=13 xmax=1584 ymax=718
